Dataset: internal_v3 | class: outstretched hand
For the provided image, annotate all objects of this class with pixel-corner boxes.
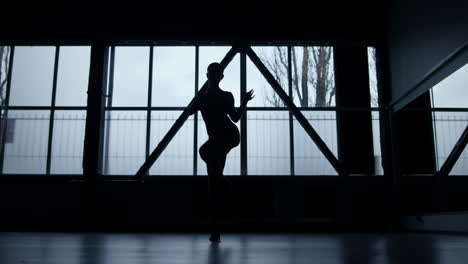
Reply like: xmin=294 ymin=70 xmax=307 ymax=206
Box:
xmin=243 ymin=89 xmax=255 ymax=104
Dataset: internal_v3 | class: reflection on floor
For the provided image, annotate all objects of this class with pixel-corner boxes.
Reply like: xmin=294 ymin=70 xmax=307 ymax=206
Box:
xmin=0 ymin=232 xmax=467 ymax=264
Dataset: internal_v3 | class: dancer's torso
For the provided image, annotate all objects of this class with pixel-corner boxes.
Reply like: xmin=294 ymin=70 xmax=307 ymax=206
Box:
xmin=198 ymin=89 xmax=240 ymax=146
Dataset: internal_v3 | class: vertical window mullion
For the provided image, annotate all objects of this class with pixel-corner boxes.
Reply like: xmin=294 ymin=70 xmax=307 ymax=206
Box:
xmin=288 ymin=46 xmax=295 ymax=176
xmin=0 ymin=46 xmax=15 ymax=174
xmin=103 ymin=46 xmax=115 ymax=175
xmin=46 ymin=46 xmax=60 ymax=174
xmin=240 ymin=51 xmax=247 ymax=176
xmin=146 ymin=46 xmax=154 ymax=176
xmin=194 ymin=46 xmax=199 ymax=176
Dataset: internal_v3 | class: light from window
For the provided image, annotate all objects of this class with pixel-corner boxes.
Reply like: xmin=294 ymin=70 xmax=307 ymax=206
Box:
xmin=103 ymin=111 xmax=146 ymax=175
xmin=247 ymin=111 xmax=290 ymax=175
xmin=4 ymin=110 xmax=50 ymax=174
xmin=55 ymin=47 xmax=91 ymax=106
xmin=150 ymin=111 xmax=194 ymax=175
xmin=153 ymin=47 xmax=195 ymax=107
xmin=111 ymin=47 xmax=150 ymax=107
xmin=51 ymin=111 xmax=86 ymax=174
xmin=9 ymin=46 xmax=55 ymax=106
xmin=294 ymin=111 xmax=338 ymax=175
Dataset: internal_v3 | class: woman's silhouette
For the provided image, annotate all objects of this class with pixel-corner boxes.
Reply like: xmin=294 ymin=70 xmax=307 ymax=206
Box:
xmin=189 ymin=62 xmax=254 ymax=242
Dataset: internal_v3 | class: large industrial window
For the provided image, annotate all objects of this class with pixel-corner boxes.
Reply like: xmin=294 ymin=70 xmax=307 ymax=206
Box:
xmin=431 ymin=62 xmax=468 ymax=175
xmin=0 ymin=46 xmax=90 ymax=175
xmin=0 ymin=44 xmax=385 ymax=177
xmin=101 ymin=45 xmax=340 ymax=176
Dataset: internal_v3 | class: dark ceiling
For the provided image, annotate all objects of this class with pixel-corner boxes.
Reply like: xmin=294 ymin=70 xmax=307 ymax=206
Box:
xmin=3 ymin=0 xmax=389 ymax=44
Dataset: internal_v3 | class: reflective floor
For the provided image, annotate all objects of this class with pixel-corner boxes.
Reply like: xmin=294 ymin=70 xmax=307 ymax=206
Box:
xmin=0 ymin=232 xmax=467 ymax=264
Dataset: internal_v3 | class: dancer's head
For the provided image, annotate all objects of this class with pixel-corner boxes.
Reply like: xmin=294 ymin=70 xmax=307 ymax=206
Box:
xmin=207 ymin=62 xmax=224 ymax=86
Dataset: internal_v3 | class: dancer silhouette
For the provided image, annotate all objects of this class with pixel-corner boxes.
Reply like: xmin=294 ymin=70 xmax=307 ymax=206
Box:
xmin=189 ymin=62 xmax=254 ymax=242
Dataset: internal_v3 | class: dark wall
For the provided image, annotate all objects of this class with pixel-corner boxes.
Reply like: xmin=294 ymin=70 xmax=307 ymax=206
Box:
xmin=387 ymin=0 xmax=468 ymax=108
xmin=2 ymin=0 xmax=386 ymax=43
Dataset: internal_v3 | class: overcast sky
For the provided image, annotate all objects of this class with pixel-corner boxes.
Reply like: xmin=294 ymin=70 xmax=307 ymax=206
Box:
xmin=432 ymin=63 xmax=468 ymax=108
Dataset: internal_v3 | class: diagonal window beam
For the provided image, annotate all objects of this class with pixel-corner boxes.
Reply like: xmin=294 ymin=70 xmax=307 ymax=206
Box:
xmin=245 ymin=47 xmax=345 ymax=176
xmin=134 ymin=47 xmax=239 ymax=180
xmin=435 ymin=122 xmax=468 ymax=178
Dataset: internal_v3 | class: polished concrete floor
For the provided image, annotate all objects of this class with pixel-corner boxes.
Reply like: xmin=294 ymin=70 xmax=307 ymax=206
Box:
xmin=0 ymin=232 xmax=467 ymax=263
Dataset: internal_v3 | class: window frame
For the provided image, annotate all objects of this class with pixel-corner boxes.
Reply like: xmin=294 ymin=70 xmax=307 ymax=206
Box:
xmin=0 ymin=42 xmax=384 ymax=178
xmin=0 ymin=45 xmax=90 ymax=176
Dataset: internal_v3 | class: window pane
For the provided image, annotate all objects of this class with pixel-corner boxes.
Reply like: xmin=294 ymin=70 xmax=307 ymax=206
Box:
xmin=1 ymin=46 xmax=11 ymax=109
xmin=9 ymin=46 xmax=55 ymax=106
xmin=153 ymin=47 xmax=195 ymax=106
xmin=372 ymin=111 xmax=384 ymax=175
xmin=1 ymin=46 xmax=11 ymax=137
xmin=431 ymin=63 xmax=468 ymax=108
xmin=197 ymin=115 xmax=240 ymax=176
xmin=51 ymin=111 xmax=86 ymax=174
xmin=431 ymin=61 xmax=468 ymax=175
xmin=294 ymin=111 xmax=338 ymax=175
xmin=250 ymin=47 xmax=288 ymax=107
xmin=433 ymin=111 xmax=468 ymax=175
xmin=3 ymin=110 xmax=50 ymax=174
xmin=451 ymin=142 xmax=468 ymax=175
xmin=55 ymin=47 xmax=91 ymax=106
xmin=111 ymin=47 xmax=149 ymax=107
xmin=150 ymin=111 xmax=193 ymax=175
xmin=103 ymin=111 xmax=146 ymax=175
xmin=291 ymin=46 xmax=335 ymax=107
xmin=199 ymin=47 xmax=240 ymax=106
xmin=247 ymin=111 xmax=290 ymax=175
xmin=368 ymin=47 xmax=379 ymax=108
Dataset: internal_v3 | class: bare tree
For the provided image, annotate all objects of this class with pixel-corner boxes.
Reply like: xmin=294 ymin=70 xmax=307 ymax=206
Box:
xmin=0 ymin=46 xmax=10 ymax=108
xmin=0 ymin=46 xmax=11 ymax=143
xmin=261 ymin=46 xmax=335 ymax=107
xmin=311 ymin=47 xmax=334 ymax=107
xmin=368 ymin=48 xmax=379 ymax=107
xmin=260 ymin=48 xmax=287 ymax=107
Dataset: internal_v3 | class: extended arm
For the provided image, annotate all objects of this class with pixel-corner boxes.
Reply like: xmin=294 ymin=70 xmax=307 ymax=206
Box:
xmin=228 ymin=90 xmax=254 ymax=123
xmin=229 ymin=101 xmax=247 ymax=123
